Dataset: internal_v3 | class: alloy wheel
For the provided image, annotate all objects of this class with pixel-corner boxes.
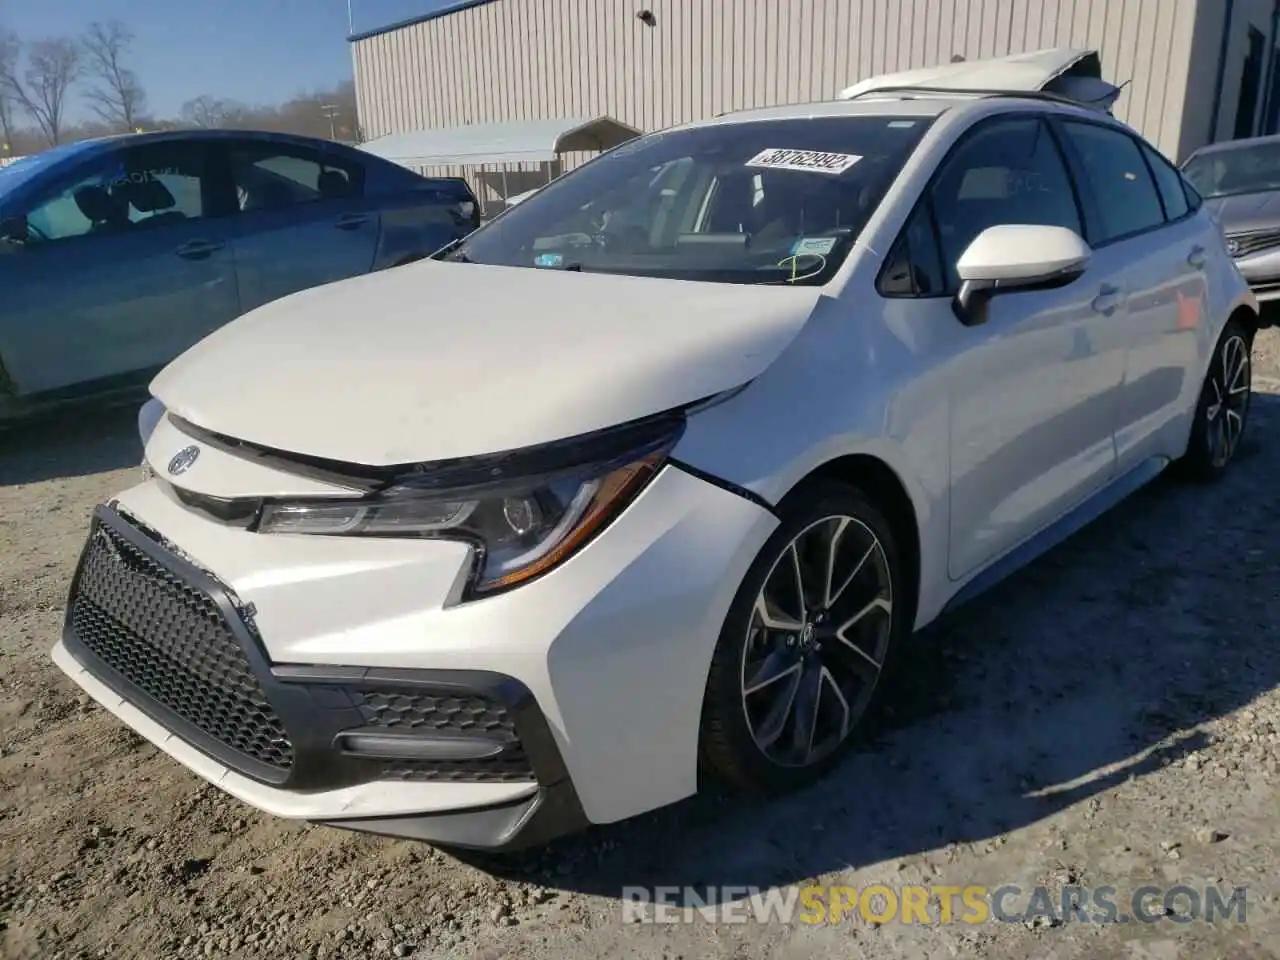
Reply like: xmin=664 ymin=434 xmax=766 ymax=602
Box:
xmin=740 ymin=515 xmax=893 ymax=768
xmin=1205 ymin=334 xmax=1250 ymax=468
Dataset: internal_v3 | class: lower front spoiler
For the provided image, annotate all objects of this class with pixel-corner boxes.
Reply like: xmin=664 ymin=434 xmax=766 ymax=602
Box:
xmin=320 ymin=778 xmax=587 ymax=851
xmin=51 ymin=638 xmax=590 ymax=852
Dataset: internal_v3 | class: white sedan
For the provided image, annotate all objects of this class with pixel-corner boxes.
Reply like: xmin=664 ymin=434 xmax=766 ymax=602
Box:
xmin=56 ymin=76 xmax=1257 ymax=852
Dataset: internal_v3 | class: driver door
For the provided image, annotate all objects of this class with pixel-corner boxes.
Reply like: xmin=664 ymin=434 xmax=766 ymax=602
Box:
xmin=884 ymin=115 xmax=1126 ymax=580
xmin=0 ymin=139 xmax=239 ymax=398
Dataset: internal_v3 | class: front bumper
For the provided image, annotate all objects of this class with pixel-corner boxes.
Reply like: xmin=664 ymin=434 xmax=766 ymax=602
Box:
xmin=53 ymin=462 xmax=776 ymax=849
xmin=1232 ymin=250 xmax=1280 ymax=319
xmin=55 ymin=504 xmax=583 ymax=849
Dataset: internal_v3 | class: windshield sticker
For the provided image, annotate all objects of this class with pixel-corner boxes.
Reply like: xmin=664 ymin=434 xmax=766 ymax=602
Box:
xmin=535 ymin=252 xmax=564 ymax=267
xmin=791 ymin=237 xmax=839 ymax=257
xmin=888 ymin=120 xmax=919 ymax=128
xmin=745 ymin=148 xmax=862 ymax=175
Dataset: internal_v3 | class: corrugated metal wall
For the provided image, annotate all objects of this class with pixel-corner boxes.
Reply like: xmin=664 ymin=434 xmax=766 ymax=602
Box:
xmin=353 ymin=0 xmax=1203 ymax=209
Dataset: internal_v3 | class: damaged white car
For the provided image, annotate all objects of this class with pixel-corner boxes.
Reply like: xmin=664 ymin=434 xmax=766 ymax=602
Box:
xmin=55 ymin=50 xmax=1257 ymax=851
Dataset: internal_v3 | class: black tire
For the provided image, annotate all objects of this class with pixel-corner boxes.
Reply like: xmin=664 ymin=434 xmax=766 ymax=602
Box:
xmin=1175 ymin=316 xmax=1253 ymax=483
xmin=699 ymin=479 xmax=909 ymax=793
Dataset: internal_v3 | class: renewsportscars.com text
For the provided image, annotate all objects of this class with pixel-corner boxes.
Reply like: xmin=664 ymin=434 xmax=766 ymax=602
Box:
xmin=620 ymin=884 xmax=1249 ymax=925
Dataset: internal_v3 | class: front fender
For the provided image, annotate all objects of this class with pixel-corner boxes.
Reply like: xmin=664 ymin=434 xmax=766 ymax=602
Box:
xmin=671 ymin=295 xmax=950 ymax=627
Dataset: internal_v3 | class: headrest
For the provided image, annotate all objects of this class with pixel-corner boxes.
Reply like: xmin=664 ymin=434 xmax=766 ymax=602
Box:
xmin=125 ymin=176 xmax=177 ymax=213
xmin=317 ymin=169 xmax=351 ymax=199
xmin=74 ymin=185 xmax=125 ymax=223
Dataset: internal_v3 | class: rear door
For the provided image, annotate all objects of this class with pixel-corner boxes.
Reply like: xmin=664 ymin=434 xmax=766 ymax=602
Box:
xmin=0 ymin=139 xmax=239 ymax=397
xmin=223 ymin=138 xmax=379 ymax=312
xmin=1054 ymin=120 xmax=1206 ymax=471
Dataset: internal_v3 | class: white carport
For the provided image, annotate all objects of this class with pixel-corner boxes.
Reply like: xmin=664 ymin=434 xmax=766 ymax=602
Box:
xmin=358 ymin=115 xmax=641 ymax=215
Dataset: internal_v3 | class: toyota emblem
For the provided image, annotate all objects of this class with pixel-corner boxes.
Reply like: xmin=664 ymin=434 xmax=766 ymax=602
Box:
xmin=1227 ymin=238 xmax=1241 ymax=256
xmin=167 ymin=445 xmax=201 ymax=476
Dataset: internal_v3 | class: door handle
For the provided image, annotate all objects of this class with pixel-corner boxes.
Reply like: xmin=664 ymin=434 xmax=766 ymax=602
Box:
xmin=175 ymin=239 xmax=224 ymax=261
xmin=334 ymin=213 xmax=370 ymax=231
xmin=1091 ymin=283 xmax=1125 ymax=316
xmin=1187 ymin=245 xmax=1207 ymax=269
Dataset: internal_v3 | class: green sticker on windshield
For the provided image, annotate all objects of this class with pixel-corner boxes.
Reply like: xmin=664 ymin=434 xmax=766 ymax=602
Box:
xmin=535 ymin=252 xmax=564 ymax=267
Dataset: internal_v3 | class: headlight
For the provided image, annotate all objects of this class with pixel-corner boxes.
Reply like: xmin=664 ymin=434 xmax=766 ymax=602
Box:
xmin=255 ymin=417 xmax=682 ymax=596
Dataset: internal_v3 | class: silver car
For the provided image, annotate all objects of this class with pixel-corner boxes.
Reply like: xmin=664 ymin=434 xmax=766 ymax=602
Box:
xmin=1183 ymin=133 xmax=1280 ymax=315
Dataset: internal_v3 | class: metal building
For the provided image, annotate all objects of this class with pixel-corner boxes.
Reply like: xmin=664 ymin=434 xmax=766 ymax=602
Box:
xmin=351 ymin=0 xmax=1280 ymax=210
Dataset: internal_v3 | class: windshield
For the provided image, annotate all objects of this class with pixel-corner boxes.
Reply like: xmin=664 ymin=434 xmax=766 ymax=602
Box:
xmin=1182 ymin=140 xmax=1280 ymax=199
xmin=446 ymin=115 xmax=933 ymax=285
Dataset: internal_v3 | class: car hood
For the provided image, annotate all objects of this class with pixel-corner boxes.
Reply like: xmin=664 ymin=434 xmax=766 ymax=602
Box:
xmin=1204 ymin=190 xmax=1280 ymax=233
xmin=150 ymin=260 xmax=823 ymax=466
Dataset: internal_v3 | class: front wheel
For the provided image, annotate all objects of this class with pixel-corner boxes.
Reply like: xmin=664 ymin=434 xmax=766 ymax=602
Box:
xmin=1177 ymin=317 xmax=1253 ymax=482
xmin=699 ymin=480 xmax=908 ymax=793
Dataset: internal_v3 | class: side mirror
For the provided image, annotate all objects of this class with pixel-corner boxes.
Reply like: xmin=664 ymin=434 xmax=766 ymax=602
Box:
xmin=953 ymin=224 xmax=1091 ymax=326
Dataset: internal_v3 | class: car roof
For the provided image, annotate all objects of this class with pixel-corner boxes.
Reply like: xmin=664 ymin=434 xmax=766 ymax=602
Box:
xmin=21 ymin=129 xmax=367 ymax=173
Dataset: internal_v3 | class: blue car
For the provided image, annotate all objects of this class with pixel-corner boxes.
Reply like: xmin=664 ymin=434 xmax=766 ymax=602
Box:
xmin=0 ymin=129 xmax=479 ymax=422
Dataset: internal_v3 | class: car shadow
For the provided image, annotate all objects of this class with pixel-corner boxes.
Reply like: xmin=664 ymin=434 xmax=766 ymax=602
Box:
xmin=0 ymin=404 xmax=142 ymax=487
xmin=457 ymin=393 xmax=1280 ymax=899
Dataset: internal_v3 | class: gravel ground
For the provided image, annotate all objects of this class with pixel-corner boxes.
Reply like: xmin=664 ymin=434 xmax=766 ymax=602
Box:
xmin=1 ymin=331 xmax=1279 ymax=960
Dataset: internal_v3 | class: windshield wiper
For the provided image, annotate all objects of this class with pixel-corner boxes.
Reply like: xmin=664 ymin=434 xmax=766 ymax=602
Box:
xmin=432 ymin=237 xmax=473 ymax=262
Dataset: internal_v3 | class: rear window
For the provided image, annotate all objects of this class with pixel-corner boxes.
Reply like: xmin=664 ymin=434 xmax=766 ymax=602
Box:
xmin=443 ymin=116 xmax=934 ymax=286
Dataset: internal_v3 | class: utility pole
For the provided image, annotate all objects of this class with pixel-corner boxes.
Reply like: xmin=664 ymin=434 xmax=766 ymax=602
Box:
xmin=321 ymin=104 xmax=340 ymax=140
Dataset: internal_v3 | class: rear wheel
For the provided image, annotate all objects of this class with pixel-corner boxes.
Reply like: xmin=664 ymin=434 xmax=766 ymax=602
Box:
xmin=699 ymin=481 xmax=908 ymax=792
xmin=1177 ymin=317 xmax=1252 ymax=482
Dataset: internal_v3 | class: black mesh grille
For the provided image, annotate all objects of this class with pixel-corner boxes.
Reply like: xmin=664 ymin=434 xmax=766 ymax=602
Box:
xmin=69 ymin=519 xmax=294 ymax=773
xmin=1227 ymin=227 xmax=1280 ymax=258
xmin=356 ymin=690 xmax=517 ymax=734
xmin=355 ymin=690 xmax=534 ymax=782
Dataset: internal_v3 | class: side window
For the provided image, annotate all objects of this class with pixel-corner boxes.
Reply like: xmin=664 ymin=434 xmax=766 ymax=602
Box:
xmin=1140 ymin=142 xmax=1190 ymax=222
xmin=23 ymin=142 xmax=212 ymax=244
xmin=1059 ymin=122 xmax=1165 ymax=242
xmin=927 ymin=116 xmax=1082 ymax=292
xmin=879 ymin=201 xmax=946 ymax=296
xmin=227 ymin=142 xmax=365 ymax=212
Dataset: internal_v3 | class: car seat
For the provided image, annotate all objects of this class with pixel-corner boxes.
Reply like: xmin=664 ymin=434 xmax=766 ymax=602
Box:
xmin=73 ymin=185 xmax=132 ymax=235
xmin=120 ymin=177 xmax=187 ymax=227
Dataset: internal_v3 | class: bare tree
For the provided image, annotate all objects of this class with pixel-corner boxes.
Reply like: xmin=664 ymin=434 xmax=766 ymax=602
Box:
xmin=0 ymin=37 xmax=81 ymax=145
xmin=82 ymin=20 xmax=145 ymax=131
xmin=179 ymin=94 xmax=250 ymax=129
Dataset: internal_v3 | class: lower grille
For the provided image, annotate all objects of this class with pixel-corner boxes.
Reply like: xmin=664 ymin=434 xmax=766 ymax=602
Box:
xmin=68 ymin=514 xmax=294 ymax=775
xmin=353 ymin=689 xmax=535 ymax=782
xmin=356 ymin=689 xmax=519 ymax=735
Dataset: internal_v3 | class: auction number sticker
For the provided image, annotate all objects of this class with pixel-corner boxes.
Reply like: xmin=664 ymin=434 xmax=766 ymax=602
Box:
xmin=745 ymin=148 xmax=862 ymax=175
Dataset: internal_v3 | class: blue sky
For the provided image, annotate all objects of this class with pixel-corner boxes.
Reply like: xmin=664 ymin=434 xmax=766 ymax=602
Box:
xmin=0 ymin=0 xmax=447 ymax=119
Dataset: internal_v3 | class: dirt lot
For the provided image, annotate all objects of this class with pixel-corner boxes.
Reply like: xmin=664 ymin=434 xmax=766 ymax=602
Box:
xmin=2 ymin=332 xmax=1279 ymax=960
